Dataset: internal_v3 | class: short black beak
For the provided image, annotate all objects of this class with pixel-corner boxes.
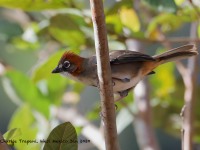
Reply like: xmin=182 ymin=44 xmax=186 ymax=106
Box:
xmin=52 ymin=66 xmax=62 ymax=73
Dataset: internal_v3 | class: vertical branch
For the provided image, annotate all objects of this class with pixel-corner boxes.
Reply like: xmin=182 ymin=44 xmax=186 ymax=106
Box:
xmin=89 ymin=0 xmax=120 ymax=150
xmin=126 ymin=40 xmax=160 ymax=150
xmin=134 ymin=79 xmax=160 ymax=150
xmin=182 ymin=22 xmax=198 ymax=150
xmin=159 ymin=22 xmax=198 ymax=150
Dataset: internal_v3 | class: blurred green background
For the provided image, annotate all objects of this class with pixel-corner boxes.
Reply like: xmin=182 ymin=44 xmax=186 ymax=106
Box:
xmin=0 ymin=0 xmax=200 ymax=149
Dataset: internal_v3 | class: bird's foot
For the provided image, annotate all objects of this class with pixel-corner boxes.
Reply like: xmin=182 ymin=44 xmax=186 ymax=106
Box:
xmin=115 ymin=104 xmax=118 ymax=110
xmin=121 ymin=78 xmax=130 ymax=82
xmin=119 ymin=90 xmax=128 ymax=98
xmin=114 ymin=87 xmax=134 ymax=102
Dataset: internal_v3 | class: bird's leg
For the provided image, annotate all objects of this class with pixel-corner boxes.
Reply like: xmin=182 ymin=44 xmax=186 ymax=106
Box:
xmin=114 ymin=87 xmax=134 ymax=102
xmin=113 ymin=77 xmax=130 ymax=83
xmin=121 ymin=78 xmax=130 ymax=82
xmin=99 ymin=80 xmax=131 ymax=118
xmin=114 ymin=91 xmax=128 ymax=102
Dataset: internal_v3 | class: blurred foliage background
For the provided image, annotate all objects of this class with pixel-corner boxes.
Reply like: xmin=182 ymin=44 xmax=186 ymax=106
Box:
xmin=0 ymin=0 xmax=200 ymax=150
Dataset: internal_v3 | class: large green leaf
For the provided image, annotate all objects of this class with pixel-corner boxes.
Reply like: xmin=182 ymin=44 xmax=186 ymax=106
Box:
xmin=11 ymin=37 xmax=39 ymax=51
xmin=46 ymin=75 xmax=68 ymax=105
xmin=2 ymin=70 xmax=50 ymax=118
xmin=43 ymin=122 xmax=78 ymax=150
xmin=142 ymin=0 xmax=177 ymax=12
xmin=8 ymin=105 xmax=39 ymax=150
xmin=106 ymin=14 xmax=123 ymax=34
xmin=32 ymin=50 xmax=84 ymax=104
xmin=86 ymin=103 xmax=100 ymax=121
xmin=49 ymin=14 xmax=86 ymax=48
xmin=146 ymin=13 xmax=182 ymax=39
xmin=0 ymin=0 xmax=76 ymax=11
xmin=32 ymin=50 xmax=66 ymax=83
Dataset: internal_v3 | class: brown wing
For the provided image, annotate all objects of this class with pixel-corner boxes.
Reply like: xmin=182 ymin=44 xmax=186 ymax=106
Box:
xmin=109 ymin=50 xmax=156 ymax=64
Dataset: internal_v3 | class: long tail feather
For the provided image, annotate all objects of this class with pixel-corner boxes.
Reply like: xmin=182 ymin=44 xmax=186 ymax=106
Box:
xmin=153 ymin=44 xmax=198 ymax=64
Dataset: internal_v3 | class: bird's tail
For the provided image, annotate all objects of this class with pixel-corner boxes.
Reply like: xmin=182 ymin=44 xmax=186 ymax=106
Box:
xmin=153 ymin=44 xmax=198 ymax=65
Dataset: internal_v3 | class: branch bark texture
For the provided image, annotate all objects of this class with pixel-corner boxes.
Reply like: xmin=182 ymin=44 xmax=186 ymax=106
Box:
xmin=181 ymin=22 xmax=198 ymax=150
xmin=126 ymin=40 xmax=160 ymax=150
xmin=89 ymin=0 xmax=120 ymax=150
xmin=133 ymin=79 xmax=160 ymax=150
xmin=159 ymin=22 xmax=198 ymax=150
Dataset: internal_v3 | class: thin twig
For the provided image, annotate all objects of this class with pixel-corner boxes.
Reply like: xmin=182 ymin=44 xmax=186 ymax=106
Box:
xmin=89 ymin=0 xmax=120 ymax=150
xmin=180 ymin=105 xmax=186 ymax=150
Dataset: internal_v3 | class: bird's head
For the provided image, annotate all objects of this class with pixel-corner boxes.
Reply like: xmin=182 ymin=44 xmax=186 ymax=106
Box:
xmin=52 ymin=51 xmax=85 ymax=76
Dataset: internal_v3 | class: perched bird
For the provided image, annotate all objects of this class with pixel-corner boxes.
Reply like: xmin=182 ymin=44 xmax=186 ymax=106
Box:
xmin=52 ymin=44 xmax=198 ymax=101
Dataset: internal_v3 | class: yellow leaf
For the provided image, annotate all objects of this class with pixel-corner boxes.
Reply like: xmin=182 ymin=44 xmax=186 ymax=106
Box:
xmin=119 ymin=7 xmax=140 ymax=32
xmin=146 ymin=28 xmax=162 ymax=40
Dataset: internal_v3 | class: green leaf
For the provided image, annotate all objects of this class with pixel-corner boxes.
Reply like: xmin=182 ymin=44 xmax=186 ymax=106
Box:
xmin=32 ymin=50 xmax=66 ymax=83
xmin=8 ymin=105 xmax=39 ymax=150
xmin=46 ymin=75 xmax=68 ymax=105
xmin=142 ymin=0 xmax=177 ymax=13
xmin=146 ymin=13 xmax=182 ymax=39
xmin=0 ymin=0 xmax=77 ymax=11
xmin=86 ymin=104 xmax=100 ymax=121
xmin=32 ymin=49 xmax=84 ymax=104
xmin=43 ymin=122 xmax=78 ymax=150
xmin=3 ymin=70 xmax=50 ymax=118
xmin=49 ymin=14 xmax=85 ymax=48
xmin=11 ymin=37 xmax=39 ymax=51
xmin=75 ymin=126 xmax=83 ymax=135
xmin=106 ymin=14 xmax=123 ymax=34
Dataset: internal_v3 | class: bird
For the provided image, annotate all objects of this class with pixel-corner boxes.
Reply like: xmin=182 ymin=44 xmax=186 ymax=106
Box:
xmin=52 ymin=44 xmax=198 ymax=101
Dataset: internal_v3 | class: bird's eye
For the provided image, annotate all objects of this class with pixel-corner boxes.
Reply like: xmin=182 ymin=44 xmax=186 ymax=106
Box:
xmin=63 ymin=61 xmax=70 ymax=69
